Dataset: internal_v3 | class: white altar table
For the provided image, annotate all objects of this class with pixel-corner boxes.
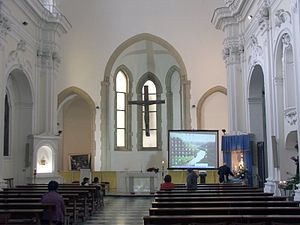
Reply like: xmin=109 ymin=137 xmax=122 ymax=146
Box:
xmin=117 ymin=171 xmax=160 ymax=194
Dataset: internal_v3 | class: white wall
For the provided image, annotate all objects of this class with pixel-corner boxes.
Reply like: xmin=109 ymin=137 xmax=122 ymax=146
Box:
xmin=58 ymin=0 xmax=226 ymax=122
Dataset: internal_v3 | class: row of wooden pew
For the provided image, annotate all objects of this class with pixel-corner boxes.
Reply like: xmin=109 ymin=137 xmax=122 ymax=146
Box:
xmin=144 ymin=183 xmax=300 ymax=225
xmin=0 ymin=183 xmax=104 ymax=225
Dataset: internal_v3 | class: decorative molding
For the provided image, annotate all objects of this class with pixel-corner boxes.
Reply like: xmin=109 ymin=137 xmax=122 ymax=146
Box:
xmin=273 ymin=76 xmax=284 ymax=86
xmin=275 ymin=9 xmax=291 ymax=28
xmin=258 ymin=5 xmax=269 ymax=31
xmin=13 ymin=0 xmax=71 ymax=35
xmin=212 ymin=0 xmax=248 ymax=31
xmin=224 ymin=0 xmax=234 ymax=6
xmin=292 ymin=0 xmax=297 ymax=14
xmin=37 ymin=48 xmax=61 ymax=69
xmin=248 ymin=97 xmax=263 ymax=104
xmin=0 ymin=8 xmax=11 ymax=38
xmin=282 ymin=33 xmax=291 ymax=49
xmin=248 ymin=35 xmax=262 ymax=66
xmin=285 ymin=108 xmax=297 ymax=126
xmin=6 ymin=40 xmax=32 ymax=75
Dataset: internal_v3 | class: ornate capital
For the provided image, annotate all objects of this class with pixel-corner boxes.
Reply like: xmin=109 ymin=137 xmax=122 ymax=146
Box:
xmin=275 ymin=9 xmax=291 ymax=28
xmin=285 ymin=108 xmax=297 ymax=126
xmin=223 ymin=37 xmax=242 ymax=65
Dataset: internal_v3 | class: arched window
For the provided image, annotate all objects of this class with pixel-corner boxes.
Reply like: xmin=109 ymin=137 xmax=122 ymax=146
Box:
xmin=142 ymin=80 xmax=157 ymax=148
xmin=3 ymin=94 xmax=10 ymax=156
xmin=135 ymin=74 xmax=163 ymax=151
xmin=115 ymin=70 xmax=129 ymax=150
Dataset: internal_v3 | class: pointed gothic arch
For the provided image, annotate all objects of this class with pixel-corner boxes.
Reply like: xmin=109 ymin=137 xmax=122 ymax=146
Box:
xmin=58 ymin=87 xmax=96 ymax=170
xmin=273 ymin=30 xmax=298 ymax=180
xmin=4 ymin=68 xmax=33 ymax=185
xmin=197 ymin=86 xmax=227 ymax=129
xmin=100 ymin=33 xmax=191 ymax=170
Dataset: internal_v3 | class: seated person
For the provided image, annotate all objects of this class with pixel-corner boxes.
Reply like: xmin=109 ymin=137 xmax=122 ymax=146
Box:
xmin=41 ymin=181 xmax=65 ymax=225
xmin=81 ymin=177 xmax=90 ymax=186
xmin=160 ymin=175 xmax=176 ymax=190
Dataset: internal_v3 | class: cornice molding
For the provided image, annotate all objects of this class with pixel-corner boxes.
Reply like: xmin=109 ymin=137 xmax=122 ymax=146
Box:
xmin=13 ymin=0 xmax=71 ymax=35
xmin=212 ymin=0 xmax=250 ymax=31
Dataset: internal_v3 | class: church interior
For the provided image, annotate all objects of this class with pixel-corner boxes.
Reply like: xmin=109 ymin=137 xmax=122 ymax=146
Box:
xmin=1 ymin=0 xmax=300 ymax=224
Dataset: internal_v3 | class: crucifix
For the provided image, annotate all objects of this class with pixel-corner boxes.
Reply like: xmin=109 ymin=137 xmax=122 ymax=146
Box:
xmin=129 ymin=85 xmax=165 ymax=136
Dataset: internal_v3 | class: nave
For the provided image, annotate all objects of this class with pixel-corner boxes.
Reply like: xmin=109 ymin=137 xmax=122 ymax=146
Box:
xmin=84 ymin=196 xmax=154 ymax=225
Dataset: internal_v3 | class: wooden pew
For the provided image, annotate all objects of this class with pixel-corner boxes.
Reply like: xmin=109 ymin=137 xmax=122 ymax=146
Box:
xmin=154 ymin=192 xmax=273 ymax=197
xmin=149 ymin=206 xmax=300 ymax=216
xmin=172 ymin=186 xmax=261 ymax=190
xmin=0 ymin=203 xmax=56 ymax=225
xmin=0 ymin=192 xmax=79 ymax=224
xmin=11 ymin=186 xmax=101 ymax=213
xmin=152 ymin=200 xmax=299 ymax=208
xmin=145 ymin=184 xmax=299 ymax=225
xmin=2 ymin=189 xmax=91 ymax=215
xmin=156 ymin=188 xmax=264 ymax=193
xmin=143 ymin=214 xmax=300 ymax=225
xmin=154 ymin=196 xmax=287 ymax=202
xmin=0 ymin=209 xmax=44 ymax=225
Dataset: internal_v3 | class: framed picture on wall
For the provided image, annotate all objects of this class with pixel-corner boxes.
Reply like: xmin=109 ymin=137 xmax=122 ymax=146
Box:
xmin=69 ymin=154 xmax=90 ymax=171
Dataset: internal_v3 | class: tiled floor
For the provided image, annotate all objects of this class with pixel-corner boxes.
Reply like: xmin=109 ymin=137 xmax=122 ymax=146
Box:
xmin=83 ymin=196 xmax=154 ymax=225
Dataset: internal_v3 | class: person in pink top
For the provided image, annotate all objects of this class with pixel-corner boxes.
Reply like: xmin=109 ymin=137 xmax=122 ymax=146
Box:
xmin=41 ymin=180 xmax=65 ymax=225
xmin=160 ymin=175 xmax=176 ymax=190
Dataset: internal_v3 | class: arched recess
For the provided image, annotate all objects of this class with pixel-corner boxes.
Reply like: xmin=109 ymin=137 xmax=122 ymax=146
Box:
xmin=248 ymin=64 xmax=267 ymax=186
xmin=273 ymin=31 xmax=297 ymax=181
xmin=101 ymin=33 xmax=190 ymax=170
xmin=4 ymin=68 xmax=33 ymax=185
xmin=197 ymin=85 xmax=227 ymax=129
xmin=58 ymin=87 xmax=96 ymax=171
xmin=165 ymin=65 xmax=183 ymax=131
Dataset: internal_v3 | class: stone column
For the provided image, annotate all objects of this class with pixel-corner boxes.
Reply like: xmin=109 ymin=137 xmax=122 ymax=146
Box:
xmin=223 ymin=36 xmax=244 ymax=132
xmin=0 ymin=5 xmax=11 ymax=180
xmin=100 ymin=78 xmax=110 ymax=170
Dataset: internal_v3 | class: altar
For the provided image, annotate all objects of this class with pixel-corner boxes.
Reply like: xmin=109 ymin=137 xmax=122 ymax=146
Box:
xmin=117 ymin=171 xmax=160 ymax=194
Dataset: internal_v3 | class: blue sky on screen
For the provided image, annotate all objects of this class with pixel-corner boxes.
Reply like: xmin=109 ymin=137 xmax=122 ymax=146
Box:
xmin=170 ymin=132 xmax=216 ymax=143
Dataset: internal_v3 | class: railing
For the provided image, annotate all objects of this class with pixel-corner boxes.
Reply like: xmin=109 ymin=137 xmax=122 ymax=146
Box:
xmin=38 ymin=1 xmax=61 ymax=17
xmin=37 ymin=0 xmax=71 ymax=29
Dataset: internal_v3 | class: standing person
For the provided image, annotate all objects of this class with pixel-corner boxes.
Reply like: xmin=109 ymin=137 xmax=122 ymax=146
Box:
xmin=92 ymin=177 xmax=104 ymax=206
xmin=160 ymin=175 xmax=176 ymax=190
xmin=218 ymin=163 xmax=234 ymax=183
xmin=41 ymin=180 xmax=65 ymax=225
xmin=186 ymin=168 xmax=198 ymax=190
